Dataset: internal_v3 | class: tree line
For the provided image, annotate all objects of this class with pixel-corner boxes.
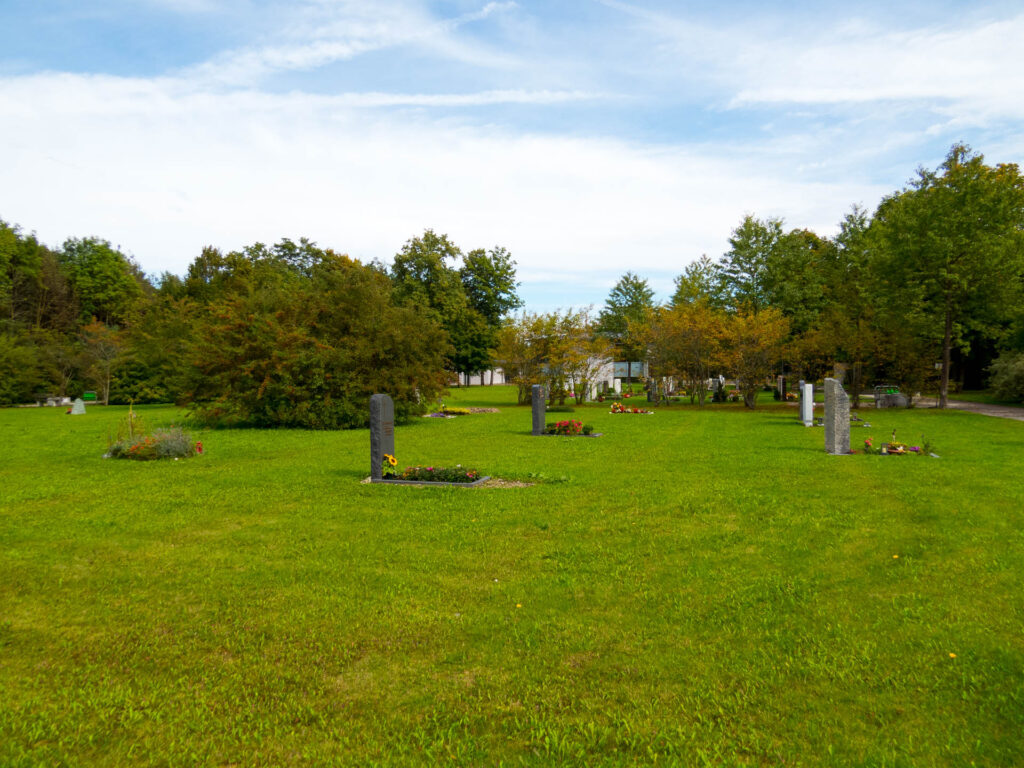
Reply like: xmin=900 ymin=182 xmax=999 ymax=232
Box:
xmin=3 ymin=143 xmax=1022 ymax=422
xmin=511 ymin=144 xmax=1023 ymax=408
xmin=0 ymin=228 xmax=521 ymax=426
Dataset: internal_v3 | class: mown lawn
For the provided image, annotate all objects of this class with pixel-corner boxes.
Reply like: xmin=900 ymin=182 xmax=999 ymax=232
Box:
xmin=1 ymin=388 xmax=1022 ymax=766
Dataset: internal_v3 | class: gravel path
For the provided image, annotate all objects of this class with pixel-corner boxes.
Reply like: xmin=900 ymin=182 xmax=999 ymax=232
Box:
xmin=913 ymin=397 xmax=1024 ymax=422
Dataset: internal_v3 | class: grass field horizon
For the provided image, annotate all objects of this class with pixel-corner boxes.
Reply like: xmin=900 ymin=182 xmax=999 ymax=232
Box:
xmin=2 ymin=387 xmax=1022 ymax=766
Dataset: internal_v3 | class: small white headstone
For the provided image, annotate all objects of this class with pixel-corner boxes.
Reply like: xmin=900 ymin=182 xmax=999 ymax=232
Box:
xmin=613 ymin=379 xmax=621 ymax=394
xmin=801 ymin=383 xmax=814 ymax=426
xmin=70 ymin=398 xmax=86 ymax=415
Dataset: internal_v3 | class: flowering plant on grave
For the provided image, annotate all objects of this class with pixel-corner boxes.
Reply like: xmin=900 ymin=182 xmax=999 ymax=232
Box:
xmin=382 ymin=453 xmax=398 ymax=477
xmin=395 ymin=464 xmax=480 ymax=483
xmin=610 ymin=402 xmax=651 ymax=414
xmin=544 ymin=419 xmax=589 ymax=435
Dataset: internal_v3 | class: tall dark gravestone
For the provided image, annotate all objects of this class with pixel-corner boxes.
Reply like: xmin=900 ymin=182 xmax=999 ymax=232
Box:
xmin=370 ymin=394 xmax=395 ymax=480
xmin=531 ymin=384 xmax=545 ymax=436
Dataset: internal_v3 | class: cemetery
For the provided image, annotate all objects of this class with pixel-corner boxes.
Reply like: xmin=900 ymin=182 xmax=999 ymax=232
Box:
xmin=4 ymin=3 xmax=1024 ymax=761
xmin=1 ymin=383 xmax=1021 ymax=766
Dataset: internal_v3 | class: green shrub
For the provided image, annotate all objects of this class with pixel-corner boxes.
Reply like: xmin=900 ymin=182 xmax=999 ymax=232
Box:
xmin=989 ymin=351 xmax=1024 ymax=402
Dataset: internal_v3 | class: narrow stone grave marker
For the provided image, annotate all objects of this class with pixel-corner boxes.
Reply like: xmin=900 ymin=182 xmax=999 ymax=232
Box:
xmin=824 ymin=378 xmax=850 ymax=455
xmin=531 ymin=384 xmax=545 ymax=436
xmin=70 ymin=398 xmax=86 ymax=415
xmin=369 ymin=394 xmax=395 ymax=480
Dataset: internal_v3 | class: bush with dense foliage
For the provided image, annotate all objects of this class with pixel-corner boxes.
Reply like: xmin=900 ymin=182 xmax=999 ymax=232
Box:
xmin=989 ymin=351 xmax=1024 ymax=402
xmin=185 ymin=248 xmax=449 ymax=429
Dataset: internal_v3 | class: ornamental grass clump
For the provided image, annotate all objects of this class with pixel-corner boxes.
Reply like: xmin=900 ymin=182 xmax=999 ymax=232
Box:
xmin=107 ymin=427 xmax=198 ymax=461
xmin=106 ymin=405 xmax=200 ymax=461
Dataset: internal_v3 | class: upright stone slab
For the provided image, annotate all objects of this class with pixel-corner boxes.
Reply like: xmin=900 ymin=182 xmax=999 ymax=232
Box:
xmin=531 ymin=384 xmax=545 ymax=436
xmin=369 ymin=394 xmax=395 ymax=479
xmin=613 ymin=379 xmax=621 ymax=394
xmin=70 ymin=398 xmax=86 ymax=415
xmin=801 ymin=382 xmax=814 ymax=426
xmin=824 ymin=378 xmax=850 ymax=454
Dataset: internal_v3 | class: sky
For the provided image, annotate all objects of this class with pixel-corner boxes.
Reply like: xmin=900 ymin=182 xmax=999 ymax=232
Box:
xmin=2 ymin=1 xmax=1023 ymax=311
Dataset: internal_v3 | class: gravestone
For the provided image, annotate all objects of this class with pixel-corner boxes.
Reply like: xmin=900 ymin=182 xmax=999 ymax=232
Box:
xmin=70 ymin=398 xmax=86 ymax=415
xmin=824 ymin=378 xmax=850 ymax=455
xmin=531 ymin=384 xmax=545 ymax=436
xmin=800 ymin=382 xmax=814 ymax=426
xmin=369 ymin=394 xmax=395 ymax=480
xmin=613 ymin=379 xmax=621 ymax=394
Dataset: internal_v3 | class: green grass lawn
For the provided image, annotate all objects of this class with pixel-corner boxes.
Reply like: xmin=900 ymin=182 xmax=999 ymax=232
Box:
xmin=2 ymin=388 xmax=1022 ymax=766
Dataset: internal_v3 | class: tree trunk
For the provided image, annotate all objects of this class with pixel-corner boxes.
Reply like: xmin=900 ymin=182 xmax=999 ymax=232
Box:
xmin=940 ymin=307 xmax=952 ymax=408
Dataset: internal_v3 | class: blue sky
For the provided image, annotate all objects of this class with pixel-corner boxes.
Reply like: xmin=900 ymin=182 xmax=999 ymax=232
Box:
xmin=2 ymin=1 xmax=1023 ymax=310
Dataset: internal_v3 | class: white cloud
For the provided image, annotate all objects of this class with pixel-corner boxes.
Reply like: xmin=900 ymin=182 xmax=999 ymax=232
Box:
xmin=187 ymin=0 xmax=521 ymax=85
xmin=607 ymin=2 xmax=1024 ymax=126
xmin=0 ymin=70 xmax=883 ymax=307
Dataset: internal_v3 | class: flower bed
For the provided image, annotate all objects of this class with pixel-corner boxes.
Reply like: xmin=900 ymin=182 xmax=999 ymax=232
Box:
xmin=862 ymin=432 xmax=935 ymax=456
xmin=610 ymin=402 xmax=653 ymax=414
xmin=378 ymin=454 xmax=485 ymax=484
xmin=543 ymin=419 xmax=598 ymax=436
xmin=104 ymin=406 xmax=202 ymax=461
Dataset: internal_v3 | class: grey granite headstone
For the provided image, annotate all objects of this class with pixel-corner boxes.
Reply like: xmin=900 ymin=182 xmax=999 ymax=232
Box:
xmin=70 ymin=398 xmax=86 ymax=415
xmin=801 ymin=382 xmax=814 ymax=426
xmin=824 ymin=378 xmax=850 ymax=454
xmin=369 ymin=393 xmax=395 ymax=479
xmin=531 ymin=384 xmax=545 ymax=436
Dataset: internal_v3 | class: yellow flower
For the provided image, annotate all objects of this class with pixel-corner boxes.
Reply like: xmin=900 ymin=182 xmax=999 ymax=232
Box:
xmin=516 ymin=603 xmax=522 ymax=609
xmin=385 ymin=454 xmax=397 ymax=466
xmin=949 ymin=652 xmax=957 ymax=658
xmin=893 ymin=554 xmax=899 ymax=559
